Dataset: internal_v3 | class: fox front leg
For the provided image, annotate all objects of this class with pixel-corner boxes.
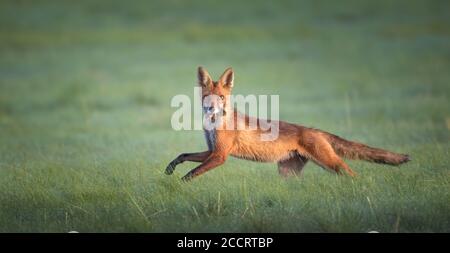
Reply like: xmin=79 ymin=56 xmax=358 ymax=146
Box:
xmin=181 ymin=154 xmax=227 ymax=181
xmin=165 ymin=151 xmax=211 ymax=175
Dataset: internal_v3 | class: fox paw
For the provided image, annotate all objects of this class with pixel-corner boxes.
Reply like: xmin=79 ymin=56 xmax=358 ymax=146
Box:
xmin=165 ymin=162 xmax=177 ymax=175
xmin=181 ymin=173 xmax=193 ymax=182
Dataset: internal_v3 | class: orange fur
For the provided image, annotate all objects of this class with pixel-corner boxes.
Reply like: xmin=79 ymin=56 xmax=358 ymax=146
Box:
xmin=166 ymin=67 xmax=410 ymax=181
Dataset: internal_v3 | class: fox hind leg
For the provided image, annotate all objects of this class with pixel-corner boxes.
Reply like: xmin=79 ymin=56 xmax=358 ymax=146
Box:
xmin=312 ymin=153 xmax=357 ymax=177
xmin=336 ymin=159 xmax=357 ymax=177
xmin=306 ymin=138 xmax=357 ymax=177
xmin=278 ymin=153 xmax=308 ymax=178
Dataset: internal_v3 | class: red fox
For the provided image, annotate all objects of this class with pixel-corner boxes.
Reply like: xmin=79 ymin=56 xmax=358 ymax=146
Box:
xmin=166 ymin=67 xmax=410 ymax=181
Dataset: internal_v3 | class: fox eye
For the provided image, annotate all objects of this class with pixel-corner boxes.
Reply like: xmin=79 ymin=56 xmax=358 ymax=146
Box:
xmin=219 ymin=95 xmax=225 ymax=100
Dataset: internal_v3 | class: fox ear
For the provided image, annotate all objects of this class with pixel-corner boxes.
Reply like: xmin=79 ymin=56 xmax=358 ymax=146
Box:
xmin=219 ymin=67 xmax=234 ymax=88
xmin=197 ymin=66 xmax=212 ymax=87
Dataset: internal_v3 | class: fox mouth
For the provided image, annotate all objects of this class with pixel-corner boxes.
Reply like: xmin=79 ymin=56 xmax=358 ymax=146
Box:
xmin=204 ymin=108 xmax=227 ymax=124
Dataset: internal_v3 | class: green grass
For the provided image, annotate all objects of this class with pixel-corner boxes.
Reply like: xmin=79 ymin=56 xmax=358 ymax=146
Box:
xmin=0 ymin=0 xmax=449 ymax=232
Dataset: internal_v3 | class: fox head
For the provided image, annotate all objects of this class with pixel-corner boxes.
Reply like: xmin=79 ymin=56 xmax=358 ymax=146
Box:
xmin=197 ymin=66 xmax=234 ymax=118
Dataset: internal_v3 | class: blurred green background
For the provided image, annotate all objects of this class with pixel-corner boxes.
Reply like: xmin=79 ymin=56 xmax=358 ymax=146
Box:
xmin=0 ymin=0 xmax=449 ymax=232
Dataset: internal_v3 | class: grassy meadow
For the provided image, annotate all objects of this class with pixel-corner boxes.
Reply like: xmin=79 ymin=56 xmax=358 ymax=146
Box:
xmin=0 ymin=0 xmax=449 ymax=232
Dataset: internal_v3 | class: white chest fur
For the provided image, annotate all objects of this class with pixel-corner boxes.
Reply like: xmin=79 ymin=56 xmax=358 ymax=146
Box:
xmin=204 ymin=129 xmax=216 ymax=150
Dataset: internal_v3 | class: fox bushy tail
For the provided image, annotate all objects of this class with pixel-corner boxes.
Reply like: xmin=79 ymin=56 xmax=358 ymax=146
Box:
xmin=325 ymin=133 xmax=410 ymax=165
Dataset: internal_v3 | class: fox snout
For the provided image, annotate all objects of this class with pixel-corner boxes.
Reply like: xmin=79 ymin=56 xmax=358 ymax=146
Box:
xmin=202 ymin=95 xmax=224 ymax=115
xmin=203 ymin=106 xmax=218 ymax=114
